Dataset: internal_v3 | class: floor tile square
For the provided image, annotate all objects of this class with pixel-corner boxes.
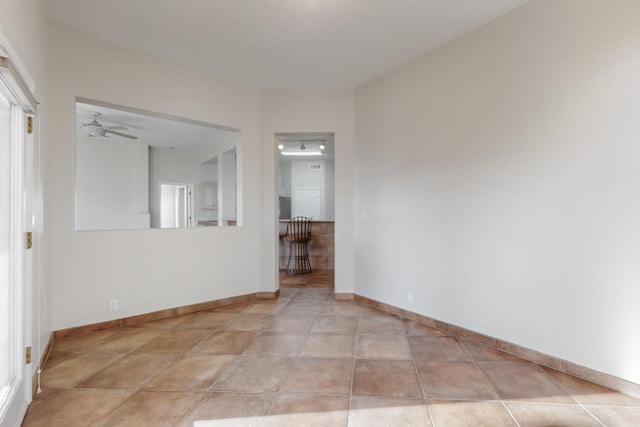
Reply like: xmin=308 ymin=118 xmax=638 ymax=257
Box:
xmin=506 ymin=402 xmax=601 ymax=426
xmin=144 ymin=354 xmax=236 ymax=391
xmin=86 ymin=328 xmax=163 ymax=353
xmin=290 ymin=290 xmax=331 ymax=303
xmin=265 ymin=314 xmax=317 ymax=333
xmin=478 ymin=361 xmax=574 ymax=404
xmin=349 ymin=396 xmax=432 ymax=427
xmin=357 ymin=335 xmax=411 ymax=359
xmin=311 ymin=315 xmax=358 ymax=334
xmin=282 ymin=357 xmax=353 ymax=394
xmin=415 ymin=361 xmax=498 ymax=400
xmin=190 ymin=331 xmax=257 ymax=354
xmin=584 ymin=405 xmax=640 ymax=426
xmin=212 ymin=355 xmax=295 ymax=393
xmin=321 ymin=300 xmax=359 ymax=316
xmin=77 ymin=353 xmax=180 ymax=389
xmin=428 ymin=399 xmax=517 ymax=427
xmin=358 ymin=315 xmax=405 ymax=335
xmin=92 ymin=390 xmax=202 ymax=427
xmin=177 ymin=392 xmax=276 ymax=427
xmin=541 ymin=366 xmax=640 ymax=406
xmin=300 ymin=333 xmax=356 ymax=358
xmin=20 ymin=389 xmax=134 ymax=427
xmin=135 ymin=329 xmax=211 ymax=353
xmin=223 ymin=313 xmax=274 ymax=331
xmin=40 ymin=352 xmax=125 ymax=388
xmin=264 ymin=394 xmax=349 ymax=427
xmin=280 ymin=301 xmax=324 ymax=315
xmin=242 ymin=332 xmax=306 ymax=356
xmin=409 ymin=336 xmax=470 ymax=361
xmin=353 ymin=359 xmax=422 ymax=398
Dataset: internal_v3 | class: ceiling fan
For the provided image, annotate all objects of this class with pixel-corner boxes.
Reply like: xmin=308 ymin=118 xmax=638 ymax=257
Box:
xmin=80 ymin=113 xmax=138 ymax=140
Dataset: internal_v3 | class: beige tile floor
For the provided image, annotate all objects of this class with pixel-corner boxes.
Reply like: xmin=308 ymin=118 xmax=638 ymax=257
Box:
xmin=22 ymin=272 xmax=640 ymax=426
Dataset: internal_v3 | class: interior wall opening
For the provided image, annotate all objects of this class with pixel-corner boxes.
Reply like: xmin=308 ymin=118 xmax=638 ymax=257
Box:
xmin=74 ymin=98 xmax=241 ymax=231
xmin=276 ymin=133 xmax=335 ymax=290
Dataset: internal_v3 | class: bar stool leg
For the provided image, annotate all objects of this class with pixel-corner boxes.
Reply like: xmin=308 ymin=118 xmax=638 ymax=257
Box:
xmin=287 ymin=241 xmax=313 ymax=275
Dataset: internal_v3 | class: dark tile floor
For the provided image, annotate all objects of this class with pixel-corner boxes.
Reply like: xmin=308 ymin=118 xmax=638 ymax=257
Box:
xmin=21 ymin=271 xmax=640 ymax=426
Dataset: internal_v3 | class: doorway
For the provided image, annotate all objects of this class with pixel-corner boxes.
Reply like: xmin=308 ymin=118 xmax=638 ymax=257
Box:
xmin=160 ymin=183 xmax=194 ymax=228
xmin=276 ymin=133 xmax=335 ymax=289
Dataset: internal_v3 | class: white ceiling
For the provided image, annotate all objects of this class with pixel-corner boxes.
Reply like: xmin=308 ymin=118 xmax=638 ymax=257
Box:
xmin=47 ymin=0 xmax=527 ymax=89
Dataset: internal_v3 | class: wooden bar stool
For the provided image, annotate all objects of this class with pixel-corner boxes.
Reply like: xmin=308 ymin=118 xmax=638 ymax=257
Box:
xmin=285 ymin=216 xmax=313 ymax=275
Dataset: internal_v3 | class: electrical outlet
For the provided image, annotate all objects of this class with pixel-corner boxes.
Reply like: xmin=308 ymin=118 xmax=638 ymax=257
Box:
xmin=108 ymin=299 xmax=119 ymax=311
xmin=407 ymin=292 xmax=414 ymax=304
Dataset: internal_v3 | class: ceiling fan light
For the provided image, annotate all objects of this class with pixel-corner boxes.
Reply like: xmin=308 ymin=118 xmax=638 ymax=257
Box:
xmin=87 ymin=127 xmax=106 ymax=137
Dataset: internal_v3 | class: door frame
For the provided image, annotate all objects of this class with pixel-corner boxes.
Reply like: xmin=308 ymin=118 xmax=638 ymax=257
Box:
xmin=274 ymin=132 xmax=335 ymax=283
xmin=0 ymin=63 xmax=36 ymax=427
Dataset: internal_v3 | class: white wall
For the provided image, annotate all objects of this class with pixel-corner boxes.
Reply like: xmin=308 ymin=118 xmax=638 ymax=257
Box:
xmin=355 ymin=0 xmax=640 ymax=385
xmin=0 ymin=0 xmax=52 ymax=401
xmin=76 ymin=137 xmax=149 ymax=230
xmin=50 ymin=25 xmax=262 ymax=330
xmin=261 ymin=90 xmax=356 ymax=294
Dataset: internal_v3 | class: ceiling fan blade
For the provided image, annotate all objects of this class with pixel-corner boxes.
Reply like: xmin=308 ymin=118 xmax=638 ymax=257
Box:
xmin=106 ymin=129 xmax=138 ymax=140
xmin=104 ymin=125 xmax=128 ymax=130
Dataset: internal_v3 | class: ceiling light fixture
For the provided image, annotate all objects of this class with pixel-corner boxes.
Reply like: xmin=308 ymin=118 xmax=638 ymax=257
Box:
xmin=281 ymin=151 xmax=323 ymax=156
xmin=278 ymin=139 xmax=324 ymax=156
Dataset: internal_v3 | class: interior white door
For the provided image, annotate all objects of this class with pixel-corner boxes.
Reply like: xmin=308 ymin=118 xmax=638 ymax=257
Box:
xmin=293 ymin=188 xmax=321 ymax=219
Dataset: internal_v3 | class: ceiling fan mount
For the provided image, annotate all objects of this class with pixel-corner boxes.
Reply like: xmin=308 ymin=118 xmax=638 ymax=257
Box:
xmin=81 ymin=112 xmax=138 ymax=140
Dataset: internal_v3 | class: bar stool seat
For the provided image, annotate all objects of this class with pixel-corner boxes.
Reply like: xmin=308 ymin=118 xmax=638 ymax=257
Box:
xmin=285 ymin=216 xmax=313 ymax=275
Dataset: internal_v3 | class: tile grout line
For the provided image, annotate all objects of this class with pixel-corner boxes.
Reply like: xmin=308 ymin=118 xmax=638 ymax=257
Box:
xmin=536 ymin=363 xmax=607 ymax=427
xmin=456 ymin=336 xmax=521 ymax=426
